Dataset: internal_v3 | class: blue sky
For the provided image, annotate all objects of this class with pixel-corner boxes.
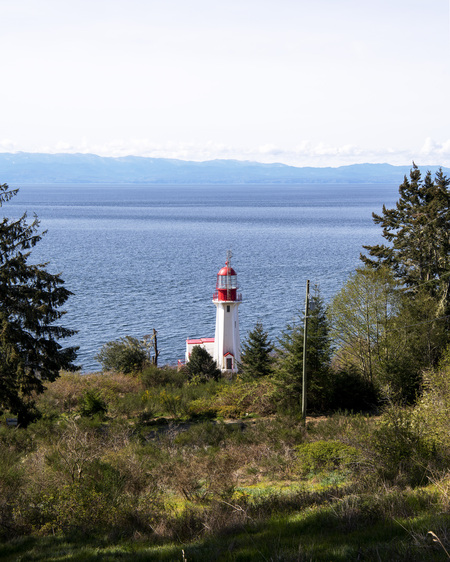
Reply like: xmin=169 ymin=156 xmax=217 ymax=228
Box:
xmin=1 ymin=0 xmax=449 ymax=166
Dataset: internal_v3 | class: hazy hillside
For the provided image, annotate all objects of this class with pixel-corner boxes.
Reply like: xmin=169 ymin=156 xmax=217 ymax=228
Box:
xmin=1 ymin=152 xmax=448 ymax=184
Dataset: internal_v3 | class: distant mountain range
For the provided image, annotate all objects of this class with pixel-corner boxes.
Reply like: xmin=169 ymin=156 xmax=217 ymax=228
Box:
xmin=1 ymin=152 xmax=449 ymax=185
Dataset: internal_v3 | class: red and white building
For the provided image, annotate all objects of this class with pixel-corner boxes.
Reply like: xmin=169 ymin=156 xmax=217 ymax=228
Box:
xmin=185 ymin=253 xmax=242 ymax=373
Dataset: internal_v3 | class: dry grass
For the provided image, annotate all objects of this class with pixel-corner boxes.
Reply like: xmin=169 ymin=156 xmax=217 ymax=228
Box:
xmin=36 ymin=371 xmax=144 ymax=416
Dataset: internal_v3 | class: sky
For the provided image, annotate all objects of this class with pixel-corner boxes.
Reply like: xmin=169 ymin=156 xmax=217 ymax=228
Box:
xmin=1 ymin=0 xmax=449 ymax=167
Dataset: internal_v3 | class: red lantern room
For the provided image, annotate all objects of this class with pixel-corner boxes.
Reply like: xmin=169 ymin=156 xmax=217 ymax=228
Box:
xmin=213 ymin=252 xmax=242 ymax=302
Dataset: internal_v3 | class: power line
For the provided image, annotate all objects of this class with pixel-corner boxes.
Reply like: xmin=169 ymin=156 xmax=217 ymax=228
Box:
xmin=397 ymin=313 xmax=450 ymax=331
xmin=396 ymin=270 xmax=450 ymax=292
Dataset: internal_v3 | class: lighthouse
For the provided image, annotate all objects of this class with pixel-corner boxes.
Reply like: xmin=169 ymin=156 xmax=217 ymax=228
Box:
xmin=185 ymin=251 xmax=242 ymax=373
xmin=212 ymin=252 xmax=242 ymax=372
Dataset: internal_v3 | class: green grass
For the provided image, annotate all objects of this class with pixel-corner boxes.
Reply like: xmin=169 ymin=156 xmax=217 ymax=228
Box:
xmin=1 ymin=496 xmax=449 ymax=561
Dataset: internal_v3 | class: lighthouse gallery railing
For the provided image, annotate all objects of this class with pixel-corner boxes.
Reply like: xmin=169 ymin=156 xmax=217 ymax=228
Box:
xmin=212 ymin=292 xmax=242 ymax=302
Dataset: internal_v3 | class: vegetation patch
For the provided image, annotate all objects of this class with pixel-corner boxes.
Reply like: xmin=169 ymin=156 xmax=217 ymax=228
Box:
xmin=295 ymin=439 xmax=361 ymax=476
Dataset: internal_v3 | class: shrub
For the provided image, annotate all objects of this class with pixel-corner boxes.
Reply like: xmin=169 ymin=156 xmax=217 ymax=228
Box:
xmin=414 ymin=358 xmax=450 ymax=451
xmin=78 ymin=390 xmax=108 ymax=418
xmin=295 ymin=440 xmax=360 ymax=475
xmin=141 ymin=365 xmax=186 ymax=388
xmin=0 ymin=444 xmax=27 ymax=537
xmin=36 ymin=372 xmax=85 ymax=415
xmin=186 ymin=397 xmax=218 ymax=419
xmin=214 ymin=379 xmax=277 ymax=418
xmin=36 ymin=482 xmax=124 ymax=535
xmin=95 ymin=336 xmax=148 ymax=374
xmin=369 ymin=405 xmax=440 ymax=486
xmin=141 ymin=380 xmax=223 ymax=419
xmin=36 ymin=372 xmax=144 ymax=418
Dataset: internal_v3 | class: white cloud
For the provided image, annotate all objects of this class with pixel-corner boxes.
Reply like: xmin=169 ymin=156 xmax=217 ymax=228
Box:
xmin=2 ymin=138 xmax=450 ymax=168
xmin=419 ymin=138 xmax=450 ymax=163
xmin=0 ymin=140 xmax=20 ymax=152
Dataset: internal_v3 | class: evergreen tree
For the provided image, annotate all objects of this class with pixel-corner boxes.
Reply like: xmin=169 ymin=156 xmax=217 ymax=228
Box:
xmin=276 ymin=287 xmax=332 ymax=412
xmin=185 ymin=345 xmax=221 ymax=382
xmin=238 ymin=321 xmax=274 ymax=379
xmin=0 ymin=183 xmax=78 ymax=426
xmin=361 ymin=164 xmax=450 ymax=310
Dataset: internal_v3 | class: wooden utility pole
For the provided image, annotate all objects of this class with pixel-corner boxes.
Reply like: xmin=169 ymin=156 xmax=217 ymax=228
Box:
xmin=302 ymin=280 xmax=310 ymax=423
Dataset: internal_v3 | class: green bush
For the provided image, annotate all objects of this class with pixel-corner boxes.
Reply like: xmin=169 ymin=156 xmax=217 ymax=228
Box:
xmin=36 ymin=482 xmax=124 ymax=535
xmin=295 ymin=440 xmax=360 ymax=475
xmin=186 ymin=397 xmax=218 ymax=419
xmin=214 ymin=379 xmax=277 ymax=418
xmin=414 ymin=360 xmax=450 ymax=451
xmin=140 ymin=365 xmax=186 ymax=388
xmin=95 ymin=336 xmax=148 ymax=374
xmin=141 ymin=380 xmax=223 ymax=419
xmin=36 ymin=371 xmax=144 ymax=418
xmin=78 ymin=390 xmax=108 ymax=418
xmin=370 ymin=406 xmax=440 ymax=486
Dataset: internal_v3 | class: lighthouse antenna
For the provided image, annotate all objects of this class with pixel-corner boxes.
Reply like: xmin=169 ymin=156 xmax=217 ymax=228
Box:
xmin=226 ymin=249 xmax=232 ymax=300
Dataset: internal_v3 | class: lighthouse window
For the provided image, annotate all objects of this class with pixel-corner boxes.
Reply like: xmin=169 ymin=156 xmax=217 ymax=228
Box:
xmin=226 ymin=357 xmax=233 ymax=370
xmin=218 ymin=276 xmax=237 ymax=289
xmin=227 ymin=305 xmax=230 ymax=312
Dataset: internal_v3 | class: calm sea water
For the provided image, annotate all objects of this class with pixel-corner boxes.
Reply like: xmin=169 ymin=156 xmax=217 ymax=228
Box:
xmin=5 ymin=183 xmax=398 ymax=372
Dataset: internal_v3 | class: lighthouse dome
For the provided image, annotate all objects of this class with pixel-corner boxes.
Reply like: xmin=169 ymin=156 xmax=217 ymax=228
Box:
xmin=218 ymin=265 xmax=237 ymax=277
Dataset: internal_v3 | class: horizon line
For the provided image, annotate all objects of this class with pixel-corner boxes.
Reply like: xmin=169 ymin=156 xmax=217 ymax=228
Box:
xmin=1 ymin=150 xmax=449 ymax=171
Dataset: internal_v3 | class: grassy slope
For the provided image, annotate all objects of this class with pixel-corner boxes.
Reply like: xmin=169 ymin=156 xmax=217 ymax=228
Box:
xmin=1 ymin=371 xmax=450 ymax=561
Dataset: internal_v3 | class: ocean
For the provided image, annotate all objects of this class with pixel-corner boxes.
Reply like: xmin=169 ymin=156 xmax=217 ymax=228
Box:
xmin=5 ymin=183 xmax=399 ymax=372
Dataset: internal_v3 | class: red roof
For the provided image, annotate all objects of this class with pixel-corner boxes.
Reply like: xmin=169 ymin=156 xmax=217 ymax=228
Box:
xmin=186 ymin=337 xmax=215 ymax=344
xmin=218 ymin=266 xmax=237 ymax=276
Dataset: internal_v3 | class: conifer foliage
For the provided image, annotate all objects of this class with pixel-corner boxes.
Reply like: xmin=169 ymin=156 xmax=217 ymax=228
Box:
xmin=361 ymin=164 xmax=450 ymax=308
xmin=0 ymin=183 xmax=78 ymax=425
xmin=276 ymin=288 xmax=332 ymax=411
xmin=185 ymin=345 xmax=221 ymax=382
xmin=238 ymin=321 xmax=274 ymax=379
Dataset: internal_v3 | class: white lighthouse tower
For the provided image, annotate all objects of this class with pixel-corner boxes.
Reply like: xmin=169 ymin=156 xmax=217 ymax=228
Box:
xmin=213 ymin=251 xmax=242 ymax=373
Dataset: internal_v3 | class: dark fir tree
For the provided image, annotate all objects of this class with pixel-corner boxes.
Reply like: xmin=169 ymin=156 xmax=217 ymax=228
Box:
xmin=276 ymin=287 xmax=332 ymax=412
xmin=361 ymin=164 xmax=450 ymax=311
xmin=238 ymin=321 xmax=274 ymax=379
xmin=0 ymin=183 xmax=78 ymax=426
xmin=185 ymin=345 xmax=221 ymax=382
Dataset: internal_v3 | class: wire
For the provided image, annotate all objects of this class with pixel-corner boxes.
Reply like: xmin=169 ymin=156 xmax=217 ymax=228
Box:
xmin=396 ymin=270 xmax=450 ymax=292
xmin=397 ymin=313 xmax=450 ymax=331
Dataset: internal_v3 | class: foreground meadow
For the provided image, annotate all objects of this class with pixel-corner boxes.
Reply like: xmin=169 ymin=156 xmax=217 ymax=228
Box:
xmin=1 ymin=367 xmax=450 ymax=561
